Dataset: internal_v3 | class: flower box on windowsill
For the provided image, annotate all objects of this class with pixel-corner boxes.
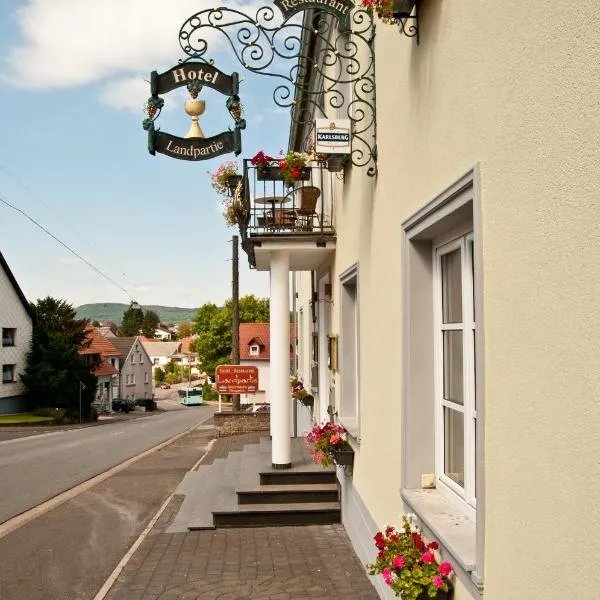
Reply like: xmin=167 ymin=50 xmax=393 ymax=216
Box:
xmin=332 ymin=449 xmax=354 ymax=467
xmin=256 ymin=166 xmax=311 ymax=182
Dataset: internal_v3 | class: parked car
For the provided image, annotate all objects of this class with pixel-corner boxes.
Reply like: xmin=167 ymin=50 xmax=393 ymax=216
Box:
xmin=160 ymin=383 xmax=171 ymax=389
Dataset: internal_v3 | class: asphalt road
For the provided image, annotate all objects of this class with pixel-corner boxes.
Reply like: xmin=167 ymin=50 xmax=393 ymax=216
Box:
xmin=0 ymin=405 xmax=213 ymax=524
xmin=0 ymin=419 xmax=216 ymax=600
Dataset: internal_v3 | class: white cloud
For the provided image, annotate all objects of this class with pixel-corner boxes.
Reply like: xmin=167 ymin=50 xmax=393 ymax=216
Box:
xmin=2 ymin=0 xmax=264 ymax=90
xmin=100 ymin=76 xmax=149 ymax=112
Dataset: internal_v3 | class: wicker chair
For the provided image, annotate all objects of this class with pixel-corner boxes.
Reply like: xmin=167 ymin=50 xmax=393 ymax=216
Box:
xmin=294 ymin=186 xmax=321 ymax=230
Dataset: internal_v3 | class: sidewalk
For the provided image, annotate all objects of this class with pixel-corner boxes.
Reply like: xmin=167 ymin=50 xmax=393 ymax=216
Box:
xmin=103 ymin=433 xmax=379 ymax=600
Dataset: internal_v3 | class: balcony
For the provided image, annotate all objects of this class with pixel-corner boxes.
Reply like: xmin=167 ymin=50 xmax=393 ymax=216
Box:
xmin=238 ymin=159 xmax=337 ymax=271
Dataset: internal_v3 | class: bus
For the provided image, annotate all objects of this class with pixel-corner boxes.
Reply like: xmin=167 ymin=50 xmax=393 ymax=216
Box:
xmin=178 ymin=387 xmax=204 ymax=406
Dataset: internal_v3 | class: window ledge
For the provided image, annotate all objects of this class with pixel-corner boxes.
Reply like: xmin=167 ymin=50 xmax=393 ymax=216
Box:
xmin=401 ymin=488 xmax=476 ymax=573
xmin=339 ymin=416 xmax=360 ymax=442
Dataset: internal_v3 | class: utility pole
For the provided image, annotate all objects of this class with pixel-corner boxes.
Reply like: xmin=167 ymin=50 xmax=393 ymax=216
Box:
xmin=231 ymin=235 xmax=240 ymax=411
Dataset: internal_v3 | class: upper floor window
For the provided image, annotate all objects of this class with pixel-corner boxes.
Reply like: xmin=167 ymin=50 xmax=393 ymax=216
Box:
xmin=131 ymin=354 xmax=134 ymax=364
xmin=250 ymin=345 xmax=260 ymax=356
xmin=2 ymin=328 xmax=16 ymax=347
xmin=2 ymin=364 xmax=15 ymax=383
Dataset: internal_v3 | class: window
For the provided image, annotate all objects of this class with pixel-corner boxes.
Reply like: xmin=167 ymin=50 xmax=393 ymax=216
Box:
xmin=144 ymin=372 xmax=148 ymax=383
xmin=131 ymin=354 xmax=134 ymax=364
xmin=2 ymin=328 xmax=16 ymax=347
xmin=250 ymin=345 xmax=259 ymax=356
xmin=401 ymin=169 xmax=482 ymax=582
xmin=2 ymin=364 xmax=15 ymax=383
xmin=435 ymin=235 xmax=476 ymax=507
xmin=339 ymin=264 xmax=359 ymax=435
xmin=139 ymin=353 xmax=143 ymax=364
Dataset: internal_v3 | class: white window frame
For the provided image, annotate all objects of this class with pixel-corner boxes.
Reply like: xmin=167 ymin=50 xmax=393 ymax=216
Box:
xmin=433 ymin=233 xmax=476 ymax=516
xmin=2 ymin=364 xmax=15 ymax=383
xmin=250 ymin=345 xmax=260 ymax=356
xmin=2 ymin=328 xmax=16 ymax=347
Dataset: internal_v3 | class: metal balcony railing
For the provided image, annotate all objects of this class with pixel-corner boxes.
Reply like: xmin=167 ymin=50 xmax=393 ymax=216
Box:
xmin=238 ymin=159 xmax=336 ymax=239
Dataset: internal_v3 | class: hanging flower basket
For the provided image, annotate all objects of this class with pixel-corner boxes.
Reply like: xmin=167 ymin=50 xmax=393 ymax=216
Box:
xmin=326 ymin=155 xmax=347 ymax=173
xmin=332 ymin=449 xmax=354 ymax=467
xmin=393 ymin=0 xmax=417 ymax=17
xmin=227 ymin=175 xmax=243 ymax=196
xmin=256 ymin=165 xmax=286 ymax=181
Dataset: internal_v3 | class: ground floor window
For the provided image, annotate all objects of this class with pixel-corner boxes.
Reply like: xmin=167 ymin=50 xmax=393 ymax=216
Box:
xmin=2 ymin=364 xmax=15 ymax=383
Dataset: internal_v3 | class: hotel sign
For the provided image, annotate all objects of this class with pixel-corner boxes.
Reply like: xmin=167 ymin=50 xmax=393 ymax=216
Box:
xmin=215 ymin=365 xmax=259 ymax=394
xmin=315 ymin=118 xmax=351 ymax=154
xmin=144 ymin=61 xmax=244 ymax=161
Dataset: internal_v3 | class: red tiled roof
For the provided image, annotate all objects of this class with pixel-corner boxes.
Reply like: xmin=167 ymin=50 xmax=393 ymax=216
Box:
xmin=239 ymin=323 xmax=294 ymax=361
xmin=80 ymin=325 xmax=121 ymax=357
xmin=93 ymin=360 xmax=119 ymax=376
xmin=180 ymin=336 xmax=197 ymax=354
xmin=138 ymin=336 xmax=159 ymax=342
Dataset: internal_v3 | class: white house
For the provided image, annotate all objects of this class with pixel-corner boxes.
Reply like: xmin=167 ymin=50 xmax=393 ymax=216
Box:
xmin=141 ymin=340 xmax=181 ymax=372
xmin=0 ymin=252 xmax=33 ymax=414
xmin=109 ymin=337 xmax=154 ymax=402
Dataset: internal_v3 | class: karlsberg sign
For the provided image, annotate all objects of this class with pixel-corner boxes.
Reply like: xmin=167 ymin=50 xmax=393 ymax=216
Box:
xmin=315 ymin=119 xmax=351 ymax=155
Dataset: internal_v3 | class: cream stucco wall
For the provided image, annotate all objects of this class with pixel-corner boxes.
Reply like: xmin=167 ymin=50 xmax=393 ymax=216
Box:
xmin=314 ymin=1 xmax=600 ymax=598
xmin=0 ymin=263 xmax=32 ymax=405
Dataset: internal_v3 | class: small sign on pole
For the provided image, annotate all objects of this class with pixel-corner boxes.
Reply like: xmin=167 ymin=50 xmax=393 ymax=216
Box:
xmin=215 ymin=365 xmax=259 ymax=395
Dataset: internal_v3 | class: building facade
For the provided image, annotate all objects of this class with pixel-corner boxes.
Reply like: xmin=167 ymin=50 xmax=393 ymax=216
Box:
xmin=110 ymin=337 xmax=153 ymax=401
xmin=237 ymin=2 xmax=600 ymax=599
xmin=0 ymin=252 xmax=33 ymax=414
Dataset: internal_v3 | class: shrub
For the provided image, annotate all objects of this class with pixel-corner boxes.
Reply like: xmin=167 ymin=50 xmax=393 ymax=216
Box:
xmin=202 ymin=382 xmax=219 ymax=402
xmin=33 ymin=407 xmax=66 ymax=420
xmin=144 ymin=399 xmax=157 ymax=411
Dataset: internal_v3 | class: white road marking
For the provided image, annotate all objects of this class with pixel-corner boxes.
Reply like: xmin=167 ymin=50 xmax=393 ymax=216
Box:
xmin=110 ymin=431 xmax=124 ymax=436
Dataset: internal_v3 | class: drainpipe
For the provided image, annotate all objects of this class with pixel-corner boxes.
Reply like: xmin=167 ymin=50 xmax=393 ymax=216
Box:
xmin=292 ymin=272 xmax=298 ymax=438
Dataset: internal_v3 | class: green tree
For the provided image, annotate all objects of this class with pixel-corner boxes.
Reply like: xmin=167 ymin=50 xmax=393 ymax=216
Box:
xmin=191 ymin=295 xmax=269 ymax=377
xmin=21 ymin=297 xmax=98 ymax=418
xmin=154 ymin=367 xmax=165 ymax=385
xmin=177 ymin=320 xmax=193 ymax=339
xmin=121 ymin=302 xmax=144 ymax=336
xmin=141 ymin=310 xmax=160 ymax=338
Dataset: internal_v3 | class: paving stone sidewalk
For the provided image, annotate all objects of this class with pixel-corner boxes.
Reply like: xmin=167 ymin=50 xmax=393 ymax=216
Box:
xmin=104 ymin=434 xmax=379 ymax=600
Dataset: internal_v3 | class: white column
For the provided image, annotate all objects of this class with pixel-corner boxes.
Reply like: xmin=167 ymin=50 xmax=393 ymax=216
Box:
xmin=269 ymin=251 xmax=291 ymax=468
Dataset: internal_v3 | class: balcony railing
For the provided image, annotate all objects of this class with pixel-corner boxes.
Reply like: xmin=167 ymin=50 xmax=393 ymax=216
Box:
xmin=239 ymin=159 xmax=336 ymax=240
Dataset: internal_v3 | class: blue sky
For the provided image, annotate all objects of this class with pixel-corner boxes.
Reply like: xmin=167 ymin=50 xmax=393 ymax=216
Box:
xmin=0 ymin=1 xmax=293 ymax=309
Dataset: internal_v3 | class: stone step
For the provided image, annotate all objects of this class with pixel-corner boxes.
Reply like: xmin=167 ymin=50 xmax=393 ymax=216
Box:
xmin=237 ymin=483 xmax=339 ymax=505
xmin=260 ymin=469 xmax=337 ymax=486
xmin=210 ymin=502 xmax=341 ymax=528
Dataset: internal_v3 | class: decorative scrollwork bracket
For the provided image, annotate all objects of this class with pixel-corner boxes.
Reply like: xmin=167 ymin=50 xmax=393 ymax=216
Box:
xmin=179 ymin=3 xmax=378 ymax=176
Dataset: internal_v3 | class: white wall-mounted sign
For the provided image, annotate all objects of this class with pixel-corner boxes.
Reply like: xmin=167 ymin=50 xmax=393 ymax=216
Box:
xmin=315 ymin=119 xmax=351 ymax=155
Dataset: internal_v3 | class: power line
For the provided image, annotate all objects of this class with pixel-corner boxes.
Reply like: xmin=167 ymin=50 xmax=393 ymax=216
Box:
xmin=0 ymin=193 xmax=133 ymax=301
xmin=0 ymin=164 xmax=138 ymax=288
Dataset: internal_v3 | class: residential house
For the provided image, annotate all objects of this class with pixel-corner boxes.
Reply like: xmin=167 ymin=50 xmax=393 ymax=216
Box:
xmin=235 ymin=2 xmax=600 ymax=599
xmin=0 ymin=251 xmax=33 ymax=414
xmin=109 ymin=337 xmax=153 ymax=402
xmin=141 ymin=340 xmax=181 ymax=373
xmin=98 ymin=322 xmax=118 ymax=338
xmin=171 ymin=335 xmax=200 ymax=380
xmin=79 ymin=326 xmax=120 ymax=412
xmin=238 ymin=324 xmax=295 ymax=406
xmin=154 ymin=324 xmax=173 ymax=340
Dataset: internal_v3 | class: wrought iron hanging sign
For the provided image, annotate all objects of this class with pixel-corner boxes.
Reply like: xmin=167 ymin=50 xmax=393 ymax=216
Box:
xmin=178 ymin=2 xmax=378 ymax=175
xmin=143 ymin=60 xmax=246 ymax=162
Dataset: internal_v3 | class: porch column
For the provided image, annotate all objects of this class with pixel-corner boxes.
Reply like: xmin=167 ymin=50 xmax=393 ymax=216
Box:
xmin=270 ymin=250 xmax=291 ymax=468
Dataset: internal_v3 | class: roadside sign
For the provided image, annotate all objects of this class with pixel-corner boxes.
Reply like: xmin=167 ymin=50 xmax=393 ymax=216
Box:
xmin=215 ymin=365 xmax=259 ymax=394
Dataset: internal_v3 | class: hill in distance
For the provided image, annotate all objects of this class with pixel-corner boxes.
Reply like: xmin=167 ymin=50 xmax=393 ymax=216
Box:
xmin=76 ymin=303 xmax=199 ymax=325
